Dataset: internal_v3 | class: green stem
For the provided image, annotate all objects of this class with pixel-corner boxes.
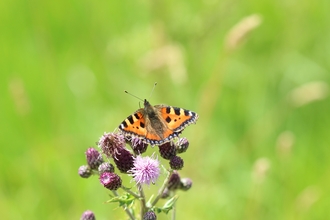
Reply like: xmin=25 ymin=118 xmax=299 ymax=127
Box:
xmin=121 ymin=186 xmax=141 ymax=199
xmin=152 ymin=169 xmax=173 ymax=206
xmin=138 ymin=183 xmax=147 ymax=217
xmin=171 ymin=202 xmax=176 ymax=220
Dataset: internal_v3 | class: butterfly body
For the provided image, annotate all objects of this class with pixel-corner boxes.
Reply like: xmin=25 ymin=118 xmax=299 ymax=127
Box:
xmin=119 ymin=99 xmax=198 ymax=145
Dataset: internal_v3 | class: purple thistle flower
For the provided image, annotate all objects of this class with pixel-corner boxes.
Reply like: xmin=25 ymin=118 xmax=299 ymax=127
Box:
xmin=85 ymin=147 xmax=103 ymax=170
xmin=98 ymin=132 xmax=126 ymax=158
xmin=169 ymin=155 xmax=184 ymax=170
xmin=176 ymin=137 xmax=189 ymax=154
xmin=113 ymin=147 xmax=135 ymax=173
xmin=129 ymin=136 xmax=148 ymax=155
xmin=143 ymin=211 xmax=157 ymax=220
xmin=180 ymin=178 xmax=193 ymax=191
xmin=99 ymin=172 xmax=122 ymax=190
xmin=78 ymin=165 xmax=92 ymax=178
xmin=98 ymin=133 xmax=135 ymax=173
xmin=80 ymin=210 xmax=96 ymax=220
xmin=158 ymin=142 xmax=176 ymax=160
xmin=98 ymin=162 xmax=115 ymax=174
xmin=129 ymin=155 xmax=160 ymax=185
xmin=167 ymin=171 xmax=181 ymax=190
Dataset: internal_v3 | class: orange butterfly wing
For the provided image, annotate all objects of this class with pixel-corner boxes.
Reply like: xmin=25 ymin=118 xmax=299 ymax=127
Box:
xmin=119 ymin=111 xmax=148 ymax=137
xmin=157 ymin=105 xmax=198 ymax=132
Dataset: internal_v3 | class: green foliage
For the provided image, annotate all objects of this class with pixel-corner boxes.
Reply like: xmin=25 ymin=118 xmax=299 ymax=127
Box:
xmin=106 ymin=193 xmax=135 ymax=208
xmin=1 ymin=0 xmax=330 ymax=219
xmin=153 ymin=195 xmax=178 ymax=215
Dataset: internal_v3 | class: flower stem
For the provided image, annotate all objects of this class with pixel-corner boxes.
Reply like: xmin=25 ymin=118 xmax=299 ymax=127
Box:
xmin=171 ymin=202 xmax=176 ymax=220
xmin=152 ymin=169 xmax=173 ymax=206
xmin=121 ymin=186 xmax=141 ymax=199
xmin=137 ymin=183 xmax=147 ymax=217
xmin=112 ymin=190 xmax=135 ymax=220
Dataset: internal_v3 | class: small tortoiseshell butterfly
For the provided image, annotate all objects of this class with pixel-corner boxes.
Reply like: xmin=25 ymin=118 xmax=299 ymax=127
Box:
xmin=119 ymin=99 xmax=198 ymax=145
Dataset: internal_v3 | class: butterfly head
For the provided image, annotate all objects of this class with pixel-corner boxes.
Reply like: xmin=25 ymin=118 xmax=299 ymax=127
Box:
xmin=143 ymin=99 xmax=150 ymax=107
xmin=143 ymin=99 xmax=155 ymax=115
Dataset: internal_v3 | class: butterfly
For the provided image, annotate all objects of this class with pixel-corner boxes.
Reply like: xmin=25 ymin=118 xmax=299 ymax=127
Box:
xmin=119 ymin=99 xmax=198 ymax=145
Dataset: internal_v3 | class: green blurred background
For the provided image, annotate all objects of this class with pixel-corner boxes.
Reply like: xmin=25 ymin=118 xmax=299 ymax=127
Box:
xmin=1 ymin=0 xmax=330 ymax=219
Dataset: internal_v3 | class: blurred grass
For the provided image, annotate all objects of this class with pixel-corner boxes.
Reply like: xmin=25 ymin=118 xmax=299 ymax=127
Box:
xmin=1 ymin=0 xmax=330 ymax=219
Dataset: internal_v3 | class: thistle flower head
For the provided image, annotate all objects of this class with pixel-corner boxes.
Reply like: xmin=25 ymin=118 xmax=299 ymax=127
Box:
xmin=176 ymin=137 xmax=189 ymax=154
xmin=143 ymin=211 xmax=157 ymax=220
xmin=158 ymin=142 xmax=176 ymax=160
xmin=98 ymin=132 xmax=126 ymax=158
xmin=80 ymin=210 xmax=96 ymax=220
xmin=78 ymin=165 xmax=92 ymax=178
xmin=99 ymin=172 xmax=122 ymax=190
xmin=169 ymin=155 xmax=184 ymax=170
xmin=85 ymin=147 xmax=103 ymax=170
xmin=179 ymin=178 xmax=193 ymax=191
xmin=113 ymin=147 xmax=135 ymax=173
xmin=98 ymin=162 xmax=115 ymax=174
xmin=129 ymin=136 xmax=148 ymax=155
xmin=129 ymin=154 xmax=160 ymax=185
xmin=167 ymin=171 xmax=181 ymax=190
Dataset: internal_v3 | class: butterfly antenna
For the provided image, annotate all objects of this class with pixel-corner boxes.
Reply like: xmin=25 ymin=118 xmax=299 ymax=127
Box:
xmin=149 ymin=82 xmax=157 ymax=99
xmin=124 ymin=90 xmax=144 ymax=102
